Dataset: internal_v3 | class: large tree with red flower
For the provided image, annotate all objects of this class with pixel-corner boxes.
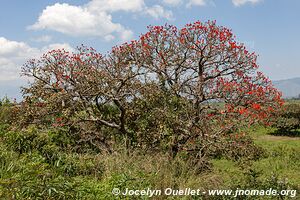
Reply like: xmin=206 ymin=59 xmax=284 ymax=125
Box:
xmin=19 ymin=21 xmax=283 ymax=159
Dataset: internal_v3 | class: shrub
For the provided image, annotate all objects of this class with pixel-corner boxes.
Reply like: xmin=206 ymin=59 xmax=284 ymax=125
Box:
xmin=0 ymin=97 xmax=16 ymax=125
xmin=214 ymin=134 xmax=266 ymax=161
xmin=273 ymin=103 xmax=300 ymax=135
xmin=0 ymin=132 xmax=105 ymax=199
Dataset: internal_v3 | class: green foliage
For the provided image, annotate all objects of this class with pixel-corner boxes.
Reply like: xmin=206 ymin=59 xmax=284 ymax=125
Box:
xmin=273 ymin=103 xmax=300 ymax=135
xmin=127 ymin=93 xmax=191 ymax=151
xmin=0 ymin=139 xmax=105 ymax=199
xmin=0 ymin=94 xmax=298 ymax=199
xmin=0 ymin=126 xmax=299 ymax=199
xmin=4 ymin=126 xmax=69 ymax=157
xmin=0 ymin=97 xmax=15 ymax=124
xmin=55 ymin=153 xmax=104 ymax=178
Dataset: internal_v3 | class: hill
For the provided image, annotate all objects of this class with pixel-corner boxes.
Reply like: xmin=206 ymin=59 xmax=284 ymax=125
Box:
xmin=273 ymin=77 xmax=300 ymax=98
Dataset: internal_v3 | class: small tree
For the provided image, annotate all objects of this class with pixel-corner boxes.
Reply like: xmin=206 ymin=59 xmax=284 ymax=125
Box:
xmin=274 ymin=103 xmax=300 ymax=135
xmin=19 ymin=21 xmax=283 ymax=160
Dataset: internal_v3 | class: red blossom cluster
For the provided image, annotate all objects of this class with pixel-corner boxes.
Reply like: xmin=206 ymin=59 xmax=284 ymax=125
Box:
xmin=20 ymin=20 xmax=283 ymax=151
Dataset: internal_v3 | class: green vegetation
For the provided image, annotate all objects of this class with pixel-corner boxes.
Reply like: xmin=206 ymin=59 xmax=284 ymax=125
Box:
xmin=0 ymin=100 xmax=299 ymax=199
xmin=0 ymin=21 xmax=296 ymax=199
xmin=272 ymin=101 xmax=300 ymax=136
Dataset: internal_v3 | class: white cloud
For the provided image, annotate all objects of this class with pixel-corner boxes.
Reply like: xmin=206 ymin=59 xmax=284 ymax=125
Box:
xmin=28 ymin=3 xmax=129 ymax=40
xmin=104 ymin=35 xmax=116 ymax=42
xmin=120 ymin=29 xmax=134 ymax=42
xmin=232 ymin=0 xmax=262 ymax=6
xmin=145 ymin=5 xmax=174 ymax=20
xmin=31 ymin=35 xmax=52 ymax=43
xmin=0 ymin=58 xmax=20 ymax=81
xmin=162 ymin=0 xmax=183 ymax=6
xmin=86 ymin=0 xmax=145 ymax=12
xmin=186 ymin=0 xmax=207 ymax=7
xmin=28 ymin=1 xmax=174 ymax=41
xmin=0 ymin=37 xmax=39 ymax=81
xmin=0 ymin=37 xmax=38 ymax=58
xmin=0 ymin=37 xmax=73 ymax=81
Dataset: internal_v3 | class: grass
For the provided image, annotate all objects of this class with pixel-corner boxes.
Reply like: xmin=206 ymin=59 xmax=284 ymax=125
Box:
xmin=0 ymin=124 xmax=299 ymax=199
xmin=249 ymin=126 xmax=300 ymax=187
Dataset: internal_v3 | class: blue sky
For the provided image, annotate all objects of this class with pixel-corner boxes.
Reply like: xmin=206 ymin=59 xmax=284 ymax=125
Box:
xmin=0 ymin=0 xmax=300 ymax=99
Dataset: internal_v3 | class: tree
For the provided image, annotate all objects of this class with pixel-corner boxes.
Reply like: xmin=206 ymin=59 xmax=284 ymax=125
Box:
xmin=19 ymin=20 xmax=283 ymax=160
xmin=20 ymin=45 xmax=145 ymax=150
xmin=273 ymin=103 xmax=300 ymax=135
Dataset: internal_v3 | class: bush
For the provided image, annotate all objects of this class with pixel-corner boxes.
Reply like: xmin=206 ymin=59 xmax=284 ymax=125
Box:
xmin=4 ymin=126 xmax=62 ymax=156
xmin=0 ymin=97 xmax=16 ymax=124
xmin=273 ymin=103 xmax=300 ymax=135
xmin=0 ymin=131 xmax=105 ymax=199
xmin=214 ymin=134 xmax=266 ymax=161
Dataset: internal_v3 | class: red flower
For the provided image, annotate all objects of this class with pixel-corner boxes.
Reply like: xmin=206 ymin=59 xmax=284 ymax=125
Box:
xmin=238 ymin=108 xmax=247 ymax=115
xmin=56 ymin=117 xmax=63 ymax=122
xmin=142 ymin=43 xmax=151 ymax=49
xmin=207 ymin=113 xmax=215 ymax=118
xmin=252 ymin=103 xmax=261 ymax=110
xmin=52 ymin=123 xmax=65 ymax=127
xmin=229 ymin=42 xmax=237 ymax=49
xmin=180 ymin=38 xmax=185 ymax=44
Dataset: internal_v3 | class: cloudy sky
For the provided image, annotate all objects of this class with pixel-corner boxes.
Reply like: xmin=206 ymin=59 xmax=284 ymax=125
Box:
xmin=1 ymin=0 xmax=300 ymax=99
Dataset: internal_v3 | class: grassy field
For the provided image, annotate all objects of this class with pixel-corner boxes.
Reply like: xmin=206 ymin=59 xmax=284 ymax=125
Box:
xmin=0 ymin=123 xmax=299 ymax=199
xmin=210 ymin=126 xmax=300 ymax=191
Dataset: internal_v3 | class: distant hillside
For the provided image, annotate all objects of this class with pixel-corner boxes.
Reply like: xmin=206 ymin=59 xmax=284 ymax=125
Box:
xmin=273 ymin=77 xmax=300 ymax=98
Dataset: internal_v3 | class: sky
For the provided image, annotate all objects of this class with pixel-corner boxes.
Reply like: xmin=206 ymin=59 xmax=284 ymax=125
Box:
xmin=0 ymin=0 xmax=300 ymax=99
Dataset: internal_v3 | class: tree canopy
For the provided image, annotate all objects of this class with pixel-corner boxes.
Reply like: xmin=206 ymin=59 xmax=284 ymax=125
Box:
xmin=19 ymin=20 xmax=283 ymax=159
